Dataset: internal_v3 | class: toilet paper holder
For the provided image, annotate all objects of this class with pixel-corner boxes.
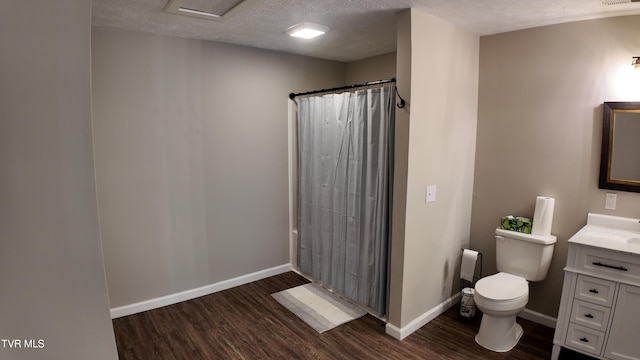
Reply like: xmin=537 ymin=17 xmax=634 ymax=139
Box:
xmin=460 ymin=249 xmax=482 ymax=291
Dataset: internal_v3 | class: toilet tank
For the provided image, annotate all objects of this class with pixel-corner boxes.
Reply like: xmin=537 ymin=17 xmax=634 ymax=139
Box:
xmin=495 ymin=228 xmax=557 ymax=281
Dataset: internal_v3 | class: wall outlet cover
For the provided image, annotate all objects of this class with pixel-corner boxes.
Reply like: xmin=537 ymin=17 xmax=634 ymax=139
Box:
xmin=605 ymin=192 xmax=617 ymax=210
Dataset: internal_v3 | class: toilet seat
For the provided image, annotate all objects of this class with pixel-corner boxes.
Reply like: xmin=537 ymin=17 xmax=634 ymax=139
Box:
xmin=474 ymin=272 xmax=528 ymax=312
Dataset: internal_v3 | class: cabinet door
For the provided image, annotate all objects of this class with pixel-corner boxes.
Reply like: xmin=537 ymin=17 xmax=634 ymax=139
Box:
xmin=605 ymin=284 xmax=640 ymax=360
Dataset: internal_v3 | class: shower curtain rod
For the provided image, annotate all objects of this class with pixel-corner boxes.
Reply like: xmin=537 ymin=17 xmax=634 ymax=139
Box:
xmin=289 ymin=78 xmax=406 ymax=108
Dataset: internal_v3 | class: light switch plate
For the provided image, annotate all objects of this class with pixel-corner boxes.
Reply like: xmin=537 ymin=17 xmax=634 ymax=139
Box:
xmin=426 ymin=185 xmax=437 ymax=203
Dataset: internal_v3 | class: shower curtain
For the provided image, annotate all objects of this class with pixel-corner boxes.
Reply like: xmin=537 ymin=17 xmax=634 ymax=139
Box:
xmin=297 ymin=84 xmax=394 ymax=316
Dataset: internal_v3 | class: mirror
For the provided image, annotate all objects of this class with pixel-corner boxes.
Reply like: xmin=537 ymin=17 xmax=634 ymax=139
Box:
xmin=599 ymin=102 xmax=640 ymax=193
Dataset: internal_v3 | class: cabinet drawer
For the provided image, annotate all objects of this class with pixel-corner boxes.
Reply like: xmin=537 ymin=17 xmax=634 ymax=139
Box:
xmin=566 ymin=323 xmax=605 ymax=356
xmin=570 ymin=299 xmax=611 ymax=332
xmin=575 ymin=274 xmax=616 ymax=307
xmin=574 ymin=246 xmax=640 ymax=286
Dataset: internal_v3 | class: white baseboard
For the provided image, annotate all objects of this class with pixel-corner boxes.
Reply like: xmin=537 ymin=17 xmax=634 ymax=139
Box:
xmin=383 ymin=293 xmax=556 ymax=340
xmin=519 ymin=307 xmax=557 ymax=329
xmin=385 ymin=292 xmax=461 ymax=340
xmin=110 ymin=263 xmax=293 ymax=319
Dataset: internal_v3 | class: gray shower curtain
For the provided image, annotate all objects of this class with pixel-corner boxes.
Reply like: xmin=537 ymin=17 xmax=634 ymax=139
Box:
xmin=297 ymin=85 xmax=394 ymax=316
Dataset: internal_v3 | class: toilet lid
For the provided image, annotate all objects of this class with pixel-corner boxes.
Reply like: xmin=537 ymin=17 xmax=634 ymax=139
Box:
xmin=475 ymin=272 xmax=528 ymax=301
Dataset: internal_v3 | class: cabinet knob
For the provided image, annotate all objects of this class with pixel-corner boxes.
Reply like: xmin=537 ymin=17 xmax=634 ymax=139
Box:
xmin=584 ymin=313 xmax=594 ymax=319
xmin=589 ymin=289 xmax=599 ymax=294
xmin=579 ymin=337 xmax=589 ymax=343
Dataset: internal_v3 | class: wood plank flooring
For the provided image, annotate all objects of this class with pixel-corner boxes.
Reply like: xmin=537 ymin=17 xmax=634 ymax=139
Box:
xmin=113 ymin=271 xmax=564 ymax=359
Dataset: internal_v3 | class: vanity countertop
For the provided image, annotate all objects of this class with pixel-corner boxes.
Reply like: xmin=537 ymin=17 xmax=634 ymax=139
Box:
xmin=568 ymin=213 xmax=640 ymax=256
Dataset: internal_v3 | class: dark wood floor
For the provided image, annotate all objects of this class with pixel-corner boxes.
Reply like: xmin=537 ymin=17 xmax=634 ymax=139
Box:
xmin=113 ymin=271 xmax=561 ymax=359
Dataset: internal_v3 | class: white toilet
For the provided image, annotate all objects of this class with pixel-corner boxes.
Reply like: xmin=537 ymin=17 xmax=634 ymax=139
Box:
xmin=473 ymin=228 xmax=556 ymax=352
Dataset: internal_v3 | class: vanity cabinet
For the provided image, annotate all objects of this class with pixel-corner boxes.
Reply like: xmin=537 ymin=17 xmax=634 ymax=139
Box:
xmin=552 ymin=237 xmax=640 ymax=360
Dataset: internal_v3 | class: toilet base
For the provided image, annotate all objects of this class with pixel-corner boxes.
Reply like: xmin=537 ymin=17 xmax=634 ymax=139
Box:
xmin=475 ymin=313 xmax=523 ymax=352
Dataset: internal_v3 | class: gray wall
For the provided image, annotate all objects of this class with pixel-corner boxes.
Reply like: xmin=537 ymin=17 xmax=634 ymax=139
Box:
xmin=388 ymin=9 xmax=479 ymax=329
xmin=0 ymin=1 xmax=118 ymax=359
xmin=472 ymin=15 xmax=640 ymax=319
xmin=91 ymin=28 xmax=345 ymax=308
xmin=345 ymin=52 xmax=397 ymax=84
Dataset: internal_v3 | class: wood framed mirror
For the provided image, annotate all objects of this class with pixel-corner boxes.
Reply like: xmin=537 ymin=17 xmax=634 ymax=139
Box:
xmin=599 ymin=102 xmax=640 ymax=193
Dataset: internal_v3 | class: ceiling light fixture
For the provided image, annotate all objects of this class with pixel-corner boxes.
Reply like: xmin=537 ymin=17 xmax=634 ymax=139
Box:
xmin=286 ymin=22 xmax=329 ymax=39
xmin=633 ymin=56 xmax=640 ymax=69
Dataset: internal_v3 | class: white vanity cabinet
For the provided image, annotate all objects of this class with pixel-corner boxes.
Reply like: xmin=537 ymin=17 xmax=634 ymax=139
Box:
xmin=552 ymin=214 xmax=640 ymax=360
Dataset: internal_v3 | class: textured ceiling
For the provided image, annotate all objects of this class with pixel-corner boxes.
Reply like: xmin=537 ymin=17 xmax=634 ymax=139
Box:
xmin=92 ymin=0 xmax=640 ymax=62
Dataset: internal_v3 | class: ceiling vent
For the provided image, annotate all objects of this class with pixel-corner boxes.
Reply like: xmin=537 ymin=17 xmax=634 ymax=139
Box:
xmin=601 ymin=0 xmax=640 ymax=5
xmin=164 ymin=0 xmax=248 ymax=21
